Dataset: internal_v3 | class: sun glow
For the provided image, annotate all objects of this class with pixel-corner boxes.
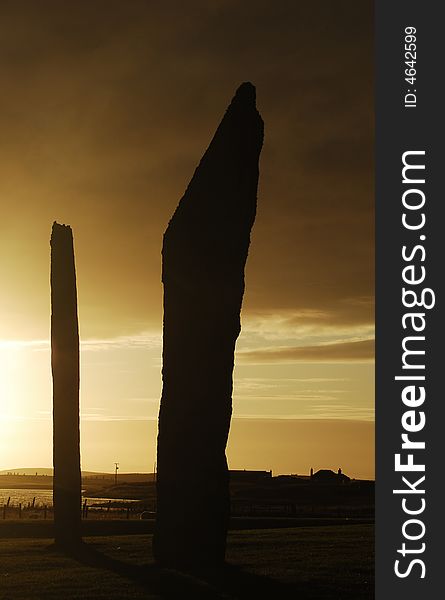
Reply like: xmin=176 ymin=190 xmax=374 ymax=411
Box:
xmin=0 ymin=343 xmax=22 ymax=421
xmin=0 ymin=341 xmax=50 ymax=415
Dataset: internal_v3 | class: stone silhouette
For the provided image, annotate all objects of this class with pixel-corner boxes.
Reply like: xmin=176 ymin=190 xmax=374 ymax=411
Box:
xmin=153 ymin=82 xmax=264 ymax=567
xmin=50 ymin=222 xmax=82 ymax=547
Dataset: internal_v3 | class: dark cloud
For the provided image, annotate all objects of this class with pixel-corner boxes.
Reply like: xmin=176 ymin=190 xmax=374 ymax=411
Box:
xmin=0 ymin=1 xmax=373 ymax=339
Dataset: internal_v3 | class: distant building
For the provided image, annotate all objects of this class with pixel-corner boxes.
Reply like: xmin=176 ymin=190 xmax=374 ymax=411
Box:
xmin=311 ymin=468 xmax=350 ymax=485
xmin=229 ymin=469 xmax=272 ymax=483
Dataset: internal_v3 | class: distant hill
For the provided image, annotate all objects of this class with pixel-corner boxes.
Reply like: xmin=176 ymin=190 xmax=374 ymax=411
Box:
xmin=0 ymin=468 xmax=151 ymax=477
xmin=0 ymin=468 xmax=54 ymax=476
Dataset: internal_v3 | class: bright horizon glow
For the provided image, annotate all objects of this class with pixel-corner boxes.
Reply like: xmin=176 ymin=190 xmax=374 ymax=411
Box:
xmin=0 ymin=322 xmax=374 ymax=479
xmin=0 ymin=2 xmax=373 ymax=480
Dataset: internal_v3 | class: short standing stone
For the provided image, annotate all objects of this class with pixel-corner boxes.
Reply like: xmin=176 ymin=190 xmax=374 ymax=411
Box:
xmin=51 ymin=221 xmax=82 ymax=547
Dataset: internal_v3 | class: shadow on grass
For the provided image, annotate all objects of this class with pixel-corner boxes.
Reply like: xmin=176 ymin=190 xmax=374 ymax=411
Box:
xmin=55 ymin=541 xmax=296 ymax=599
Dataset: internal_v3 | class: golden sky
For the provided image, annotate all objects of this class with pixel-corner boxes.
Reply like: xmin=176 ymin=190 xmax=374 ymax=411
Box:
xmin=0 ymin=1 xmax=374 ymax=478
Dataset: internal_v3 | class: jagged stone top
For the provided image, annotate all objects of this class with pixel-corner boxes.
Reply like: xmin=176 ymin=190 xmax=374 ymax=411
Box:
xmin=51 ymin=221 xmax=74 ymax=245
xmin=52 ymin=221 xmax=72 ymax=232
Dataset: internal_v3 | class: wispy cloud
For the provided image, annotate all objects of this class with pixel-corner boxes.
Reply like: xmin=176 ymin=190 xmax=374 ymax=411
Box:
xmin=0 ymin=332 xmax=162 ymax=351
xmin=237 ymin=338 xmax=374 ymax=364
xmin=233 ymin=407 xmax=374 ymax=421
xmin=242 ymin=306 xmax=374 ymax=339
xmin=80 ymin=333 xmax=162 ymax=351
xmin=80 ymin=414 xmax=156 ymax=422
xmin=0 ymin=339 xmax=49 ymax=350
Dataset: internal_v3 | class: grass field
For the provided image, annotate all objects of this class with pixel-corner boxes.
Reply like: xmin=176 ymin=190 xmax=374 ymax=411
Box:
xmin=0 ymin=525 xmax=373 ymax=599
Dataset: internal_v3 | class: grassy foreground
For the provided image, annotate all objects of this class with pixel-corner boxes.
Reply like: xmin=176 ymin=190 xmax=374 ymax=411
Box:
xmin=0 ymin=525 xmax=373 ymax=599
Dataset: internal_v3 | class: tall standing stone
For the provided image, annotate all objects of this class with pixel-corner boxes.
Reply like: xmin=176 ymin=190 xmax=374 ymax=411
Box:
xmin=154 ymin=82 xmax=264 ymax=567
xmin=50 ymin=222 xmax=82 ymax=547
